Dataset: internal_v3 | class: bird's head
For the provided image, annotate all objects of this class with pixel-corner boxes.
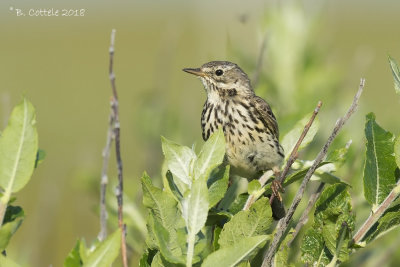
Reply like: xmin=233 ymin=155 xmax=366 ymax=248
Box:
xmin=183 ymin=61 xmax=253 ymax=97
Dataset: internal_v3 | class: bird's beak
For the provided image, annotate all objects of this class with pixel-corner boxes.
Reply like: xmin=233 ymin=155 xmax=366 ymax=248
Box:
xmin=183 ymin=68 xmax=206 ymax=77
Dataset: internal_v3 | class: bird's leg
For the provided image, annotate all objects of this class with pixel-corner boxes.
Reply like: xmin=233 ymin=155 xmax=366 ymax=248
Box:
xmin=270 ymin=166 xmax=284 ymax=203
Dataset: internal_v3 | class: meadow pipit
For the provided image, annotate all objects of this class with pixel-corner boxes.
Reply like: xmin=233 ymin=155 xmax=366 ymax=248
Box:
xmin=183 ymin=61 xmax=285 ymax=216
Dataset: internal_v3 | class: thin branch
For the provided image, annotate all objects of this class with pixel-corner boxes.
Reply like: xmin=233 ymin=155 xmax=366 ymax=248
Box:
xmin=270 ymin=101 xmax=323 ymax=204
xmin=262 ymin=78 xmax=365 ymax=267
xmin=287 ymin=139 xmax=352 ymax=246
xmin=109 ymin=29 xmax=128 ymax=267
xmin=287 ymin=182 xmax=325 ymax=247
xmin=352 ymin=179 xmax=400 ymax=245
xmin=98 ymin=112 xmax=115 ymax=241
xmin=252 ymin=31 xmax=268 ymax=88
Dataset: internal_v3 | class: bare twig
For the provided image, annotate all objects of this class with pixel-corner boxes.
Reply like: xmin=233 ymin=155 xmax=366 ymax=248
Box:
xmin=287 ymin=182 xmax=325 ymax=247
xmin=352 ymin=179 xmax=400 ymax=245
xmin=270 ymin=101 xmax=323 ymax=204
xmin=262 ymin=78 xmax=365 ymax=267
xmin=98 ymin=113 xmax=115 ymax=241
xmin=253 ymin=31 xmax=269 ymax=88
xmin=109 ymin=29 xmax=128 ymax=267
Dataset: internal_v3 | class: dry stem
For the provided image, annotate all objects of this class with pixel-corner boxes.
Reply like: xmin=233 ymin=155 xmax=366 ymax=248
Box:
xmin=98 ymin=113 xmax=115 ymax=241
xmin=108 ymin=29 xmax=128 ymax=267
xmin=262 ymin=78 xmax=365 ymax=267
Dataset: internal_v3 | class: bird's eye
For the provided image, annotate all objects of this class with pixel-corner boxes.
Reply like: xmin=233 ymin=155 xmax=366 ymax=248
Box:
xmin=215 ymin=69 xmax=223 ymax=76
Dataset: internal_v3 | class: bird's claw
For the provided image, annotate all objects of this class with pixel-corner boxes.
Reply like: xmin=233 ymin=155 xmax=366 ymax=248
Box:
xmin=270 ymin=180 xmax=284 ymax=203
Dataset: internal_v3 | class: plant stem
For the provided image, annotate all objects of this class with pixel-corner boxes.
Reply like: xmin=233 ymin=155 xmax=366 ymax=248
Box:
xmin=108 ymin=28 xmax=128 ymax=267
xmin=352 ymin=179 xmax=400 ymax=245
xmin=186 ymin=233 xmax=195 ymax=267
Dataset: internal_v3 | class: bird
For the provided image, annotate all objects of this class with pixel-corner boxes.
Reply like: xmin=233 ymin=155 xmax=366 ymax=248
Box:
xmin=183 ymin=61 xmax=285 ymax=217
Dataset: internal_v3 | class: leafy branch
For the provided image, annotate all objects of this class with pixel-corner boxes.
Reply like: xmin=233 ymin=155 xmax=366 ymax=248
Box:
xmin=262 ymin=78 xmax=365 ymax=266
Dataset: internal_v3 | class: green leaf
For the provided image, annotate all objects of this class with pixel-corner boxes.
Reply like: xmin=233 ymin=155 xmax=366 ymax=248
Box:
xmin=64 ymin=240 xmax=82 ymax=267
xmin=208 ymin=165 xmax=230 ymax=208
xmin=266 ymin=162 xmax=330 ymax=192
xmin=141 ymin=173 xmax=182 ymax=233
xmin=0 ymin=99 xmax=38 ymax=194
xmin=202 ymin=235 xmax=270 ymax=267
xmin=142 ymin=172 xmax=185 ymax=255
xmin=0 ymin=217 xmax=23 ymax=250
xmin=206 ymin=210 xmax=232 ymax=228
xmin=3 ymin=205 xmax=24 ymax=224
xmin=312 ymin=172 xmax=346 ymax=185
xmin=161 ymin=136 xmax=196 ymax=187
xmin=217 ymin=177 xmax=248 ymax=211
xmin=363 ymin=113 xmax=398 ymax=206
xmin=389 ymin=56 xmax=400 ymax=95
xmin=0 ymin=205 xmax=24 ymax=250
xmin=315 ymin=184 xmax=352 ymax=223
xmin=151 ymin=215 xmax=185 ymax=264
xmin=322 ymin=221 xmax=347 ymax=262
xmin=150 ymin=252 xmax=162 ymax=267
xmin=83 ymin=229 xmax=121 ymax=267
xmin=227 ymin=193 xmax=249 ymax=215
xmin=301 ymin=228 xmax=330 ymax=266
xmin=326 ymin=142 xmax=351 ymax=167
xmin=35 ymin=149 xmax=46 ymax=168
xmin=247 ymin=180 xmax=261 ymax=195
xmin=193 ymin=229 xmax=212 ymax=264
xmin=150 ymin=252 xmax=177 ymax=267
xmin=302 ymin=184 xmax=354 ymax=266
xmin=79 ymin=239 xmax=88 ymax=264
xmin=212 ymin=226 xmax=222 ymax=251
xmin=395 ymin=136 xmax=400 ymax=168
xmin=281 ymin=114 xmax=319 ymax=160
xmin=194 ymin=128 xmax=225 ymax=180
xmin=182 ymin=178 xmax=209 ymax=236
xmin=182 ymin=177 xmax=209 ymax=266
xmin=139 ymin=251 xmax=150 ymax=267
xmin=0 ymin=254 xmax=20 ymax=267
xmin=165 ymin=170 xmax=182 ymax=201
xmin=365 ymin=209 xmax=400 ymax=243
xmin=335 ymin=220 xmax=351 ymax=262
xmin=218 ymin=197 xmax=272 ymax=248
xmin=236 ymin=261 xmax=251 ymax=267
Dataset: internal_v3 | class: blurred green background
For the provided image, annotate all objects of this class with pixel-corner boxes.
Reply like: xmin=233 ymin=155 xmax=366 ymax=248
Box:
xmin=1 ymin=0 xmax=400 ymax=266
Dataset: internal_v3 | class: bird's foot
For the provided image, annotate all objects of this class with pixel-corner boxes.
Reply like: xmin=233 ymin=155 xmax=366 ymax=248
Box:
xmin=270 ymin=179 xmax=284 ymax=203
xmin=270 ymin=166 xmax=284 ymax=205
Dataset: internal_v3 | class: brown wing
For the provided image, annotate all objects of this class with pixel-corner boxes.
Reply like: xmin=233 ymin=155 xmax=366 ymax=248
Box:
xmin=251 ymin=96 xmax=280 ymax=140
